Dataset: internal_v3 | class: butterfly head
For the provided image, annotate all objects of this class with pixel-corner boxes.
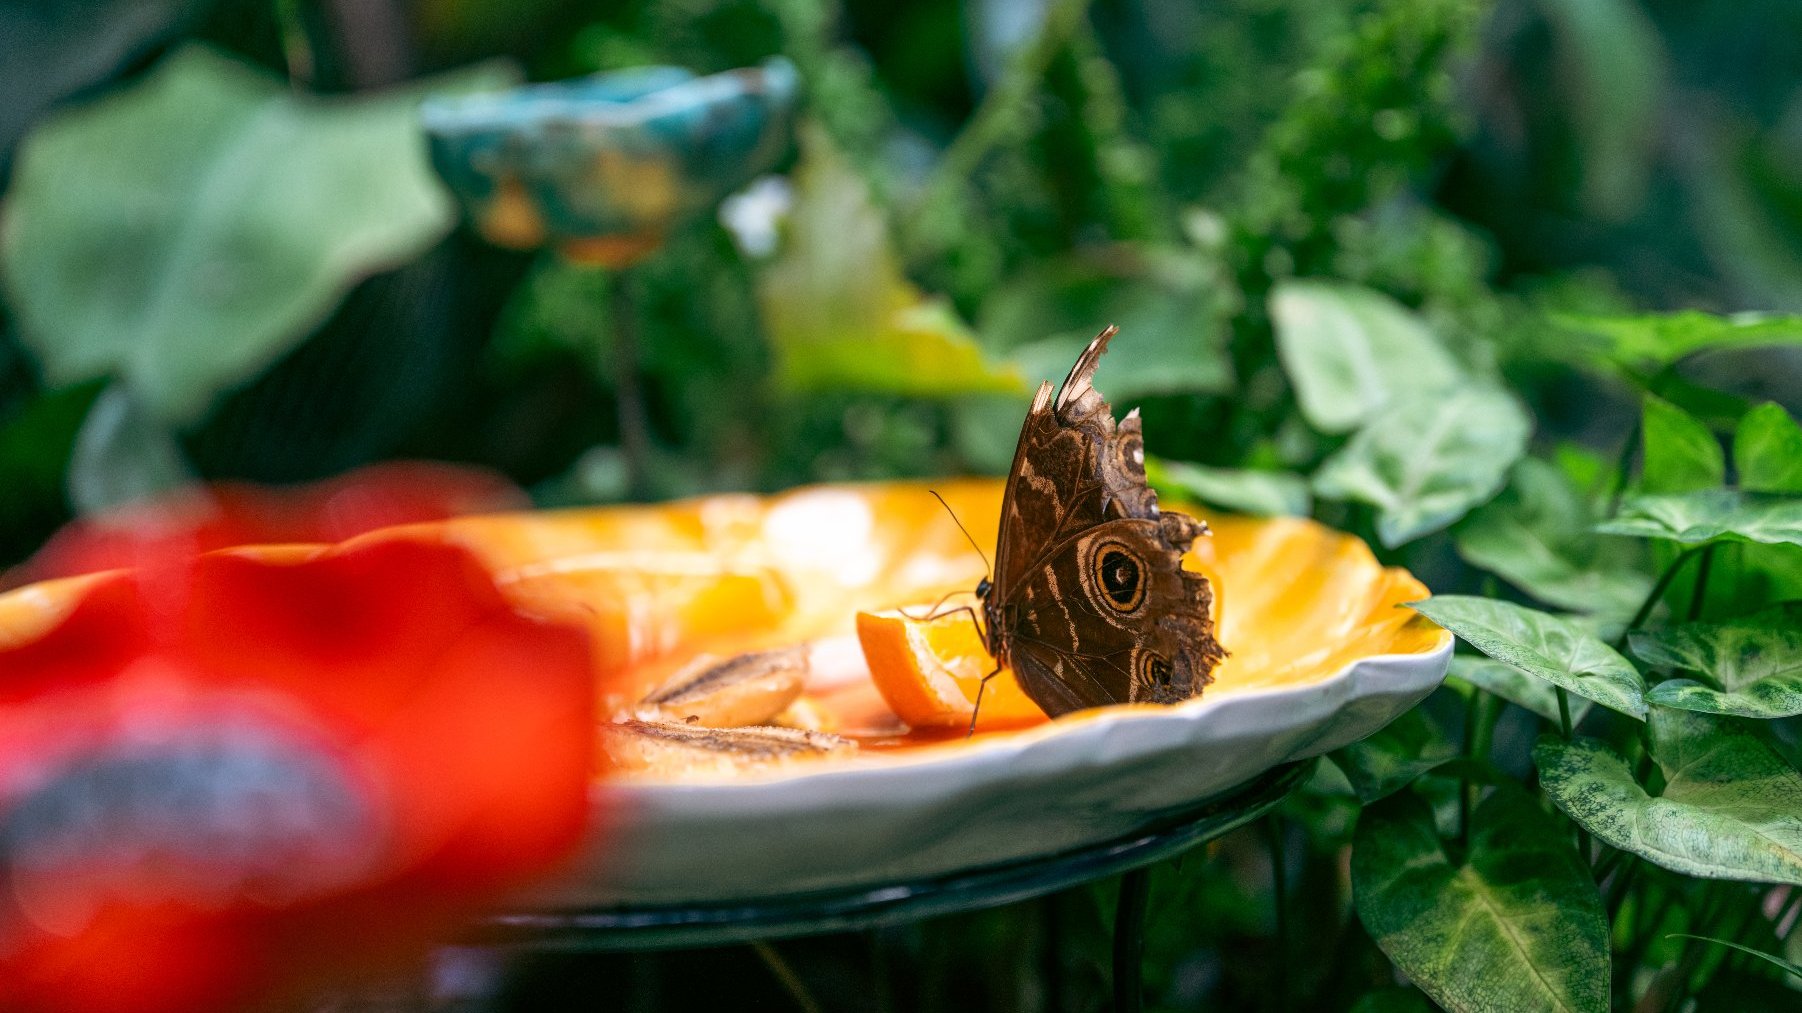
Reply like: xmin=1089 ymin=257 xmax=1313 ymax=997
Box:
xmin=974 ymin=576 xmax=992 ymax=600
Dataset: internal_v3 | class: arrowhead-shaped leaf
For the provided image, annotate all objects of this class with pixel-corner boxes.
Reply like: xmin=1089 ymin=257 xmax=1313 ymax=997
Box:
xmin=1351 ymin=788 xmax=1609 ymax=1013
xmin=1535 ymin=713 xmax=1802 ymax=885
xmin=1633 ymin=604 xmax=1802 ymax=719
xmin=1269 ymin=280 xmax=1462 ymax=434
xmin=1640 ymin=395 xmax=1724 ymax=494
xmin=1453 ymin=459 xmax=1651 ymax=616
xmin=1735 ymin=403 xmax=1802 ymax=494
xmin=1598 ymin=490 xmax=1802 ymax=547
xmin=0 ymin=45 xmax=503 ymax=424
xmin=1409 ymin=597 xmax=1647 ymax=719
xmin=1314 ymin=387 xmax=1531 ymax=548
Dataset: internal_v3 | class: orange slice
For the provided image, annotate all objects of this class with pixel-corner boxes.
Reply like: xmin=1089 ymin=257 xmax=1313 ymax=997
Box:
xmin=856 ymin=608 xmax=1048 ymax=732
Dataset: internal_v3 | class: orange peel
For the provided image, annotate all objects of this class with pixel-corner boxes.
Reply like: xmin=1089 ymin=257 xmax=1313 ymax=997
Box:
xmin=856 ymin=608 xmax=1047 ymax=732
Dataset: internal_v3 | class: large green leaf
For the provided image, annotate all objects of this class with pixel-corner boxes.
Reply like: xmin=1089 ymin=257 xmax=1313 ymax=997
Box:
xmin=1313 ymin=386 xmax=1531 ymax=547
xmin=1146 ymin=458 xmax=1310 ymax=517
xmin=0 ymin=45 xmax=501 ymax=424
xmin=1735 ymin=403 xmax=1802 ymax=494
xmin=1535 ymin=712 xmax=1802 ymax=885
xmin=1351 ymin=789 xmax=1609 ymax=1013
xmin=760 ymin=125 xmax=1026 ymax=398
xmin=1450 ymin=656 xmax=1594 ymax=727
xmin=1453 ymin=458 xmax=1651 ymax=616
xmin=1557 ymin=311 xmax=1802 ymax=371
xmin=1640 ymin=395 xmax=1723 ymax=494
xmin=1269 ymin=280 xmax=1461 ymax=434
xmin=1408 ymin=597 xmax=1646 ymax=719
xmin=1599 ymin=490 xmax=1802 ymax=547
xmin=1633 ymin=604 xmax=1802 ymax=719
xmin=1330 ymin=707 xmax=1458 ymax=803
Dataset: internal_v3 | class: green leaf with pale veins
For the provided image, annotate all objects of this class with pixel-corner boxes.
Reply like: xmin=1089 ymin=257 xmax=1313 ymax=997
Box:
xmin=1146 ymin=458 xmax=1310 ymax=517
xmin=0 ymin=45 xmax=508 ymax=424
xmin=1313 ymin=386 xmax=1531 ymax=548
xmin=1330 ymin=707 xmax=1459 ymax=803
xmin=1268 ymin=280 xmax=1462 ymax=434
xmin=1451 ymin=656 xmax=1594 ymax=727
xmin=1351 ymin=788 xmax=1609 ymax=1013
xmin=1640 ymin=395 xmax=1724 ymax=494
xmin=1535 ymin=711 xmax=1802 ymax=885
xmin=1735 ymin=403 xmax=1802 ymax=494
xmin=1633 ymin=604 xmax=1802 ymax=719
xmin=1453 ymin=458 xmax=1651 ymax=616
xmin=1409 ymin=597 xmax=1646 ymax=719
xmin=1599 ymin=490 xmax=1802 ymax=547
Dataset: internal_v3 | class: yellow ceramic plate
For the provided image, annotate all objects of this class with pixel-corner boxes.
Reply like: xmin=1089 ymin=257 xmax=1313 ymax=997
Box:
xmin=358 ymin=479 xmax=1449 ymax=905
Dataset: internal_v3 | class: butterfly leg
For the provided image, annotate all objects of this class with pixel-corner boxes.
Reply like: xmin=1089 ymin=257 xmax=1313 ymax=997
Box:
xmin=965 ymin=660 xmax=1004 ymax=739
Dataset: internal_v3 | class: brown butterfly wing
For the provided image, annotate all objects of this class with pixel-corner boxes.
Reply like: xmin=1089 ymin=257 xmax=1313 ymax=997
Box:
xmin=988 ymin=327 xmax=1225 ymax=716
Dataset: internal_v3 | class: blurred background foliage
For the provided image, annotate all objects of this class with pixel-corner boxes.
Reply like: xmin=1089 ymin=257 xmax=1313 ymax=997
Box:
xmin=3 ymin=0 xmax=1802 ymax=1010
xmin=5 ymin=0 xmax=1798 ymax=567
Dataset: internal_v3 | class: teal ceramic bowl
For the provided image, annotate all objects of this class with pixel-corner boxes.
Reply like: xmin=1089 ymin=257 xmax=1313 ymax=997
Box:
xmin=421 ymin=59 xmax=798 ymax=265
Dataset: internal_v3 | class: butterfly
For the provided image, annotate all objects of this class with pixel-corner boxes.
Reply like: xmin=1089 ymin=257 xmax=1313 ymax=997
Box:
xmin=970 ymin=325 xmax=1225 ymax=719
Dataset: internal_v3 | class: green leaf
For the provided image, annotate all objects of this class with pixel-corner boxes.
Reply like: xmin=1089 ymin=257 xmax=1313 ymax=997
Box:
xmin=1735 ymin=403 xmax=1802 ymax=494
xmin=1451 ymin=656 xmax=1594 ymax=727
xmin=1599 ymin=490 xmax=1802 ymax=547
xmin=1408 ymin=597 xmax=1647 ymax=719
xmin=760 ymin=125 xmax=1026 ymax=398
xmin=1351 ymin=788 xmax=1609 ymax=1013
xmin=1665 ymin=934 xmax=1802 ymax=980
xmin=1146 ymin=458 xmax=1310 ymax=517
xmin=1633 ymin=604 xmax=1802 ymax=719
xmin=1535 ymin=713 xmax=1802 ymax=885
xmin=1557 ymin=311 xmax=1802 ymax=371
xmin=1313 ymin=386 xmax=1531 ymax=547
xmin=1453 ymin=458 xmax=1651 ymax=616
xmin=1641 ymin=395 xmax=1723 ymax=494
xmin=0 ymin=45 xmax=502 ymax=424
xmin=1330 ymin=707 xmax=1458 ymax=803
xmin=1269 ymin=280 xmax=1462 ymax=434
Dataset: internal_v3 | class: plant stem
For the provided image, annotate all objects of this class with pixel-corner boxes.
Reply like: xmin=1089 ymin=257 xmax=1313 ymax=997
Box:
xmin=1614 ymin=544 xmax=1708 ymax=650
xmin=1114 ymin=868 xmax=1150 ymax=1013
xmin=1685 ymin=543 xmax=1717 ymax=623
xmin=1556 ymin=687 xmax=1574 ymax=739
xmin=606 ymin=269 xmax=652 ymax=499
xmin=1605 ymin=419 xmax=1640 ymax=517
xmin=753 ymin=941 xmax=824 ymax=1013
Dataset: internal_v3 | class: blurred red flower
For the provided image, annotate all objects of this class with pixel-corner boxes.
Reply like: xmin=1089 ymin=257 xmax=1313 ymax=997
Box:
xmin=0 ymin=536 xmax=598 ymax=1013
xmin=9 ymin=460 xmax=527 ymax=588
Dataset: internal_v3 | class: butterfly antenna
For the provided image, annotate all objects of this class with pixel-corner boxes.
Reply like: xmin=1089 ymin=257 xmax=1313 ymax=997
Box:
xmin=930 ymin=489 xmax=992 ymax=577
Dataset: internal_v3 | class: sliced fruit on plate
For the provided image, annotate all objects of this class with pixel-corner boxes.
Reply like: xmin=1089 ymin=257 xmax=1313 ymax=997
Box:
xmin=857 ymin=608 xmax=1047 ymax=732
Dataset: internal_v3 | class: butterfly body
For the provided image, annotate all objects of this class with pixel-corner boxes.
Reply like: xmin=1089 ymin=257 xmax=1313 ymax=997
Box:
xmin=978 ymin=327 xmax=1225 ymax=717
